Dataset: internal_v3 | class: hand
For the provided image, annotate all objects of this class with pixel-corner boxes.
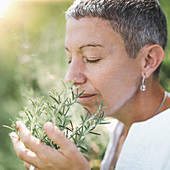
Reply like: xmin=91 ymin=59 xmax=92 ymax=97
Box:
xmin=10 ymin=121 xmax=90 ymax=170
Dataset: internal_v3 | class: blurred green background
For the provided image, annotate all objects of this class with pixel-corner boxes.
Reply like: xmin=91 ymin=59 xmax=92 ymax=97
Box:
xmin=0 ymin=0 xmax=170 ymax=169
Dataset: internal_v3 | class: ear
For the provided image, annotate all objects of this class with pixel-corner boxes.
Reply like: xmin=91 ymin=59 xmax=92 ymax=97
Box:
xmin=140 ymin=44 xmax=165 ymax=78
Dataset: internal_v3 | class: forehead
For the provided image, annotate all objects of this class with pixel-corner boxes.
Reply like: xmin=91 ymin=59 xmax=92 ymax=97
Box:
xmin=66 ymin=17 xmax=111 ymax=31
xmin=65 ymin=17 xmax=125 ymax=51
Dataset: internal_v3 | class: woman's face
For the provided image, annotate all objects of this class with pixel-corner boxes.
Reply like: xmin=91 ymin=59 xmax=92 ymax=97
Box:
xmin=65 ymin=17 xmax=142 ymax=117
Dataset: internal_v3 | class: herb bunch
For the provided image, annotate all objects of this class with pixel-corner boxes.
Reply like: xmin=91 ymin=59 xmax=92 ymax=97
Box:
xmin=4 ymin=82 xmax=109 ymax=154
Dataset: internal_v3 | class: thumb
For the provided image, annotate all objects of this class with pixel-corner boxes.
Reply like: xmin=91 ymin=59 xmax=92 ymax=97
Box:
xmin=44 ymin=122 xmax=76 ymax=154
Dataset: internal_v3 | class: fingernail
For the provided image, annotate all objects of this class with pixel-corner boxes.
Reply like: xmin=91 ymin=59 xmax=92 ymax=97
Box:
xmin=9 ymin=132 xmax=18 ymax=138
xmin=16 ymin=121 xmax=21 ymax=130
xmin=44 ymin=122 xmax=53 ymax=132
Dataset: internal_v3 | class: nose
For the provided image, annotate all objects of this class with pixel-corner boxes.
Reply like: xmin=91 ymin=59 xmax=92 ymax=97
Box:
xmin=64 ymin=60 xmax=87 ymax=85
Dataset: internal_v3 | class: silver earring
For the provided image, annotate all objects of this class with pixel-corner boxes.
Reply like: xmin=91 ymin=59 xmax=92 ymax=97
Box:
xmin=140 ymin=74 xmax=146 ymax=91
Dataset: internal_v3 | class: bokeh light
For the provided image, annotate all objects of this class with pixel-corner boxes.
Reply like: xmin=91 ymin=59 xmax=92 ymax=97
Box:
xmin=0 ymin=0 xmax=15 ymax=17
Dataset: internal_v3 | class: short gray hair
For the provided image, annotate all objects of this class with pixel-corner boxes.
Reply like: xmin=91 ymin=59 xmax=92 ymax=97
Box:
xmin=66 ymin=0 xmax=167 ymax=74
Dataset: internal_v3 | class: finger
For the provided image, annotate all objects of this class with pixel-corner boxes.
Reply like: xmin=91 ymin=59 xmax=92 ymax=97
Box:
xmin=44 ymin=122 xmax=77 ymax=154
xmin=44 ymin=122 xmax=90 ymax=170
xmin=24 ymin=162 xmax=38 ymax=170
xmin=16 ymin=121 xmax=42 ymax=154
xmin=16 ymin=121 xmax=63 ymax=161
xmin=24 ymin=162 xmax=30 ymax=170
xmin=10 ymin=132 xmax=40 ymax=166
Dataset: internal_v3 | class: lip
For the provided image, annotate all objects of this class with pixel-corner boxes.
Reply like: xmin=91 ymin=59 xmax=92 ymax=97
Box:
xmin=77 ymin=94 xmax=96 ymax=103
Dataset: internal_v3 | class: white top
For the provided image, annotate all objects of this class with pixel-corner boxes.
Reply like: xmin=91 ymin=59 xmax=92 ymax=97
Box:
xmin=100 ymin=121 xmax=124 ymax=170
xmin=101 ymin=93 xmax=170 ymax=170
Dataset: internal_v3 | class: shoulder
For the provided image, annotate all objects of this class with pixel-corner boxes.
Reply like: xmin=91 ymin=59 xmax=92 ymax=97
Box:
xmin=115 ymin=108 xmax=170 ymax=170
xmin=132 ymin=107 xmax=170 ymax=130
xmin=127 ymin=108 xmax=170 ymax=147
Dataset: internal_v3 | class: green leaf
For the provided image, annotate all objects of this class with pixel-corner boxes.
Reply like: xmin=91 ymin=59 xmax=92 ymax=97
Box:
xmin=89 ymin=131 xmax=101 ymax=136
xmin=3 ymin=81 xmax=108 ymax=157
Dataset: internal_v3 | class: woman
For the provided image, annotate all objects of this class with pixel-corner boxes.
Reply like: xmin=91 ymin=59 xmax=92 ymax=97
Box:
xmin=10 ymin=0 xmax=170 ymax=169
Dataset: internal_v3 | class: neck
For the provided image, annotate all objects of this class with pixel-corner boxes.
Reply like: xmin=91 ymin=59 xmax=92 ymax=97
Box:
xmin=113 ymin=77 xmax=165 ymax=135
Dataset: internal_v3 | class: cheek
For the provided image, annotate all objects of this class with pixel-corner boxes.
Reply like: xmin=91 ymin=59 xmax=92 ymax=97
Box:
xmin=93 ymin=67 xmax=141 ymax=115
xmin=86 ymin=60 xmax=141 ymax=115
xmin=88 ymin=69 xmax=117 ymax=108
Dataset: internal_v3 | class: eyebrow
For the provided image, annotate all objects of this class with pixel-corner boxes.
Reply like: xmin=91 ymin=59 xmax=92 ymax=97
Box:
xmin=79 ymin=44 xmax=103 ymax=50
xmin=65 ymin=44 xmax=103 ymax=52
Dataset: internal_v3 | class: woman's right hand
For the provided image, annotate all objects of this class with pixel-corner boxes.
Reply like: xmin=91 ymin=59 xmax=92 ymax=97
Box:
xmin=10 ymin=121 xmax=90 ymax=170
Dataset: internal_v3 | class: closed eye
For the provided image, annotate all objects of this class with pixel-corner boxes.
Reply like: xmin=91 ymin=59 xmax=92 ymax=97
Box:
xmin=86 ymin=58 xmax=100 ymax=63
xmin=67 ymin=58 xmax=100 ymax=64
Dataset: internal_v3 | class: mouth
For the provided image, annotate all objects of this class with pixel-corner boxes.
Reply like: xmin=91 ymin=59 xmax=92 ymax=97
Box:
xmin=77 ymin=94 xmax=96 ymax=103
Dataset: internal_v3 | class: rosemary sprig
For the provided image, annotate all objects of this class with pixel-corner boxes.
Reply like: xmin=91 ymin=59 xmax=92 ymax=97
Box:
xmin=4 ymin=82 xmax=109 ymax=154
